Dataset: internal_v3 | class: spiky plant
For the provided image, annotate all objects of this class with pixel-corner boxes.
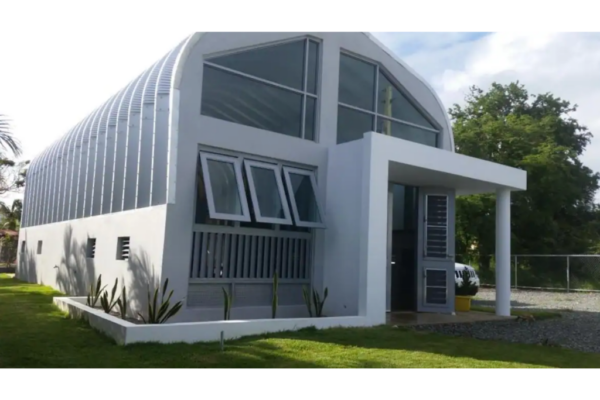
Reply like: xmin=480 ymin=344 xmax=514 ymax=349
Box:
xmin=302 ymin=285 xmax=313 ymax=317
xmin=116 ymin=286 xmax=127 ymax=320
xmin=222 ymin=287 xmax=232 ymax=320
xmin=312 ymin=287 xmax=329 ymax=317
xmin=86 ymin=275 xmax=106 ymax=308
xmin=138 ymin=278 xmax=183 ymax=324
xmin=271 ymin=272 xmax=279 ymax=319
xmin=100 ymin=278 xmax=119 ymax=314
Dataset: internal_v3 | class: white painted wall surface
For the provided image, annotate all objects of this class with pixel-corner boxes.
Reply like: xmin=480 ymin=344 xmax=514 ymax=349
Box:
xmin=322 ymin=140 xmax=365 ymax=316
xmin=17 ymin=206 xmax=168 ymax=316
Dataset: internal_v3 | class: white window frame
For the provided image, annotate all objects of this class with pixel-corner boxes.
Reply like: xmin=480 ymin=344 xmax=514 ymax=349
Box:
xmin=199 ymin=152 xmax=251 ymax=222
xmin=282 ymin=166 xmax=325 ymax=229
xmin=244 ymin=160 xmax=293 ymax=225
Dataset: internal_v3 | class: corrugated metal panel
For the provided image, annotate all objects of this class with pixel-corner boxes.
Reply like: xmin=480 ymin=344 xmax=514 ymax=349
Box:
xmin=23 ymin=33 xmax=195 ymax=227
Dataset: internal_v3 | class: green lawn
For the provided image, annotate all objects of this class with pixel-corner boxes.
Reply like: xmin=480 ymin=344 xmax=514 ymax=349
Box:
xmin=1 ymin=274 xmax=599 ymax=368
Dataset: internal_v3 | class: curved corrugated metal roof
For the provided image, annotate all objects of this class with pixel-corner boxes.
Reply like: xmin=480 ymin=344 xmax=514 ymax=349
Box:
xmin=23 ymin=34 xmax=193 ymax=227
xmin=22 ymin=32 xmax=452 ymax=228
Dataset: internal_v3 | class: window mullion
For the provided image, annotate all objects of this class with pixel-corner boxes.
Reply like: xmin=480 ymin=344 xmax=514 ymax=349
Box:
xmin=373 ymin=65 xmax=380 ymax=131
xmin=301 ymin=39 xmax=310 ymax=139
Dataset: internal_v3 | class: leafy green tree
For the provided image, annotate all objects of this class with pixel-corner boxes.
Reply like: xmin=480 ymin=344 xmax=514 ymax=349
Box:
xmin=0 ymin=115 xmax=21 ymax=157
xmin=0 ymin=115 xmax=26 ymax=196
xmin=451 ymin=82 xmax=600 ymax=276
xmin=0 ymin=199 xmax=22 ymax=231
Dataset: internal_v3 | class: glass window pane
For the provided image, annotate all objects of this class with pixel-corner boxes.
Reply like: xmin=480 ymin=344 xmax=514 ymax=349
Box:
xmin=338 ymin=54 xmax=376 ymax=111
xmin=376 ymin=117 xmax=437 ymax=147
xmin=304 ymin=96 xmax=317 ymax=141
xmin=206 ymin=159 xmax=243 ymax=215
xmin=209 ymin=40 xmax=305 ymax=90
xmin=288 ymin=173 xmax=321 ymax=223
xmin=378 ymin=72 xmax=436 ymax=129
xmin=337 ymin=106 xmax=374 ymax=144
xmin=306 ymin=40 xmax=319 ymax=94
xmin=202 ymin=66 xmax=303 ymax=137
xmin=249 ymin=165 xmax=285 ymax=219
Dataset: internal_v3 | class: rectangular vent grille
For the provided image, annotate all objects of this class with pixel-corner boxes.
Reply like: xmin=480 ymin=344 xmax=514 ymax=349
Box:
xmin=36 ymin=241 xmax=43 ymax=255
xmin=425 ymin=195 xmax=448 ymax=258
xmin=87 ymin=238 xmax=97 ymax=259
xmin=117 ymin=237 xmax=130 ymax=260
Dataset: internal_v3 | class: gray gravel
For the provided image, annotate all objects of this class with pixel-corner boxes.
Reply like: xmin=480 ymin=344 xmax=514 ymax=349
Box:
xmin=474 ymin=288 xmax=600 ymax=312
xmin=412 ymin=288 xmax=600 ymax=354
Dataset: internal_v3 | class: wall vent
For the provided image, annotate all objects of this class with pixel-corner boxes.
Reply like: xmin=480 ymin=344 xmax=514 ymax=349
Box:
xmin=87 ymin=238 xmax=97 ymax=259
xmin=36 ymin=240 xmax=43 ymax=255
xmin=117 ymin=237 xmax=130 ymax=260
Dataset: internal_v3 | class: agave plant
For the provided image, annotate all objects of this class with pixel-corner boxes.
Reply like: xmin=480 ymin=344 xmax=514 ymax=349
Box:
xmin=86 ymin=275 xmax=106 ymax=308
xmin=302 ymin=285 xmax=313 ymax=317
xmin=271 ymin=272 xmax=279 ymax=319
xmin=116 ymin=286 xmax=127 ymax=320
xmin=138 ymin=278 xmax=183 ymax=324
xmin=312 ymin=287 xmax=329 ymax=317
xmin=222 ymin=287 xmax=232 ymax=320
xmin=100 ymin=278 xmax=119 ymax=314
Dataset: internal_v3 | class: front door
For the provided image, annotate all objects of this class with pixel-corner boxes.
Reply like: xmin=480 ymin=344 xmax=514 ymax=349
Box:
xmin=417 ymin=188 xmax=455 ymax=313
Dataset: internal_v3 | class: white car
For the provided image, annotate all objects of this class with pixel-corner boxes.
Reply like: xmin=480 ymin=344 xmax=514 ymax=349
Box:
xmin=454 ymin=263 xmax=480 ymax=288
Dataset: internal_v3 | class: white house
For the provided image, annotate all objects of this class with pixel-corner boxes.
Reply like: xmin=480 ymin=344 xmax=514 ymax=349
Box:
xmin=17 ymin=32 xmax=526 ymax=328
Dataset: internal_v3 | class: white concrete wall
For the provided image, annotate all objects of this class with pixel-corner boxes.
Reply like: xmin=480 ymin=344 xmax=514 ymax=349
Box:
xmin=17 ymin=206 xmax=168 ymax=317
xmin=322 ymin=140 xmax=365 ymax=316
xmin=164 ymin=32 xmax=457 ymax=312
xmin=54 ymin=296 xmax=369 ymax=345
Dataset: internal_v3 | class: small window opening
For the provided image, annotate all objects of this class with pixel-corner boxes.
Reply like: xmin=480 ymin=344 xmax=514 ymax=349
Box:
xmin=36 ymin=241 xmax=43 ymax=255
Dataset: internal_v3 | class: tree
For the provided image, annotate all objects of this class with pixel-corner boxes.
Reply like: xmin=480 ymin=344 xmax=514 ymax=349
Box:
xmin=0 ymin=199 xmax=22 ymax=231
xmin=0 ymin=115 xmax=26 ymax=196
xmin=0 ymin=199 xmax=22 ymax=266
xmin=451 ymin=82 xmax=600 ymax=279
xmin=0 ymin=115 xmax=22 ymax=158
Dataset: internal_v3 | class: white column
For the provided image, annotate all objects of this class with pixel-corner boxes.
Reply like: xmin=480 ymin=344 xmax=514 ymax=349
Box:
xmin=495 ymin=188 xmax=511 ymax=316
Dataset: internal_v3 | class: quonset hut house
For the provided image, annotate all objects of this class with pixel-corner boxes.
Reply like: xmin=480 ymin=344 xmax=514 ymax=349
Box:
xmin=18 ymin=32 xmax=526 ymax=326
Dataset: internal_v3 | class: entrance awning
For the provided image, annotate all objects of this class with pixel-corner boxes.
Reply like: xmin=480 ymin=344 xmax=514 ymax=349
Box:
xmin=365 ymin=132 xmax=527 ymax=195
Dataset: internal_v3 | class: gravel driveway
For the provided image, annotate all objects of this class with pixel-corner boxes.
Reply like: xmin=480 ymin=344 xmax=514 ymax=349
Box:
xmin=412 ymin=288 xmax=600 ymax=354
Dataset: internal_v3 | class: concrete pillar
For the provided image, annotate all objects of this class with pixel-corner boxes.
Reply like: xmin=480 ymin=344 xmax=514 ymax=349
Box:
xmin=495 ymin=188 xmax=511 ymax=316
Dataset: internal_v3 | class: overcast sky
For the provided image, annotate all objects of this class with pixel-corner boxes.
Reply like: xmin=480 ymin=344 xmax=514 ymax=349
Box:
xmin=1 ymin=4 xmax=599 ymax=204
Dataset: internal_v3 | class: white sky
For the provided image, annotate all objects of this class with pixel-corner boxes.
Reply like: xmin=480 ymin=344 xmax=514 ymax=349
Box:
xmin=1 ymin=0 xmax=599 ymax=204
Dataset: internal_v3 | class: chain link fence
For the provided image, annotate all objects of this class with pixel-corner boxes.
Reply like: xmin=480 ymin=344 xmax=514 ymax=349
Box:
xmin=456 ymin=254 xmax=600 ymax=292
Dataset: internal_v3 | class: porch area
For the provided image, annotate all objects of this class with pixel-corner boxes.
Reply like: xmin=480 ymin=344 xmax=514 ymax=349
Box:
xmin=324 ymin=131 xmax=527 ymax=326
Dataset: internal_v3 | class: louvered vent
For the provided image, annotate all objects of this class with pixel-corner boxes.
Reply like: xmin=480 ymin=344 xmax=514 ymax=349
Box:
xmin=117 ymin=237 xmax=130 ymax=260
xmin=425 ymin=195 xmax=448 ymax=258
xmin=36 ymin=240 xmax=43 ymax=255
xmin=87 ymin=238 xmax=97 ymax=259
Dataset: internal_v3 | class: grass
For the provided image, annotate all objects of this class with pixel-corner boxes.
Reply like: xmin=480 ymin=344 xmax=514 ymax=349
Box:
xmin=1 ymin=274 xmax=600 ymax=368
xmin=471 ymin=305 xmax=563 ymax=321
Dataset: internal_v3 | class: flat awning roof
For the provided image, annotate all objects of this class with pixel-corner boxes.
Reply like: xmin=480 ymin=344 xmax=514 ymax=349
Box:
xmin=364 ymin=132 xmax=527 ymax=195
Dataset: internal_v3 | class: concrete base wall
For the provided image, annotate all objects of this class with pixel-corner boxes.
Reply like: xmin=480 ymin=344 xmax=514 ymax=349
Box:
xmin=54 ymin=296 xmax=369 ymax=345
xmin=17 ymin=206 xmax=168 ymax=317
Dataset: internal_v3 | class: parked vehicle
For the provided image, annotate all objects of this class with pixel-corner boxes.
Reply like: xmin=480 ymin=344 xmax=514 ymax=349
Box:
xmin=454 ymin=263 xmax=480 ymax=288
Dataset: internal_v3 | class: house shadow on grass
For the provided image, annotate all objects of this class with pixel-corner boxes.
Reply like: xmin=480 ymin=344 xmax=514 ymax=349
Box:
xmin=256 ymin=323 xmax=600 ymax=368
